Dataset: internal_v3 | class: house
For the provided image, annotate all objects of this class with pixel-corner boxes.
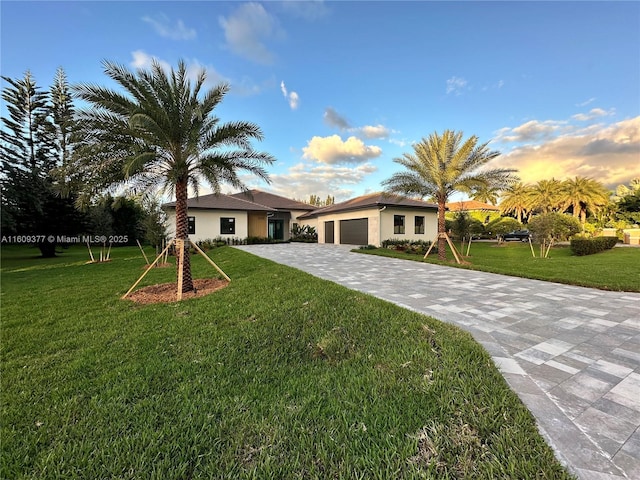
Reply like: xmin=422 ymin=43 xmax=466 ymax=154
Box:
xmin=445 ymin=200 xmax=501 ymax=224
xmin=297 ymin=193 xmax=438 ymax=246
xmin=163 ymin=190 xmax=315 ymax=242
xmin=230 ymin=190 xmax=316 ymax=240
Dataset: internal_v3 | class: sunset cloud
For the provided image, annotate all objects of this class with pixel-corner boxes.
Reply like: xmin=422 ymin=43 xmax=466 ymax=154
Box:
xmin=302 ymin=135 xmax=382 ymax=165
xmin=323 ymin=108 xmax=390 ymax=139
xmin=491 ymin=116 xmax=640 ymax=189
xmin=266 ymin=162 xmax=378 ymax=202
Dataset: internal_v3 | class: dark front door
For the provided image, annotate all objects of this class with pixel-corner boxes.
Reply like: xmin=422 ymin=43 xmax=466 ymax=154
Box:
xmin=268 ymin=219 xmax=284 ymax=240
xmin=325 ymin=221 xmax=334 ymax=244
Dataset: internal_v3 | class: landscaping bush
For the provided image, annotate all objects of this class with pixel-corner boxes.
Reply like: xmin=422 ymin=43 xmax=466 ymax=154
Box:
xmin=382 ymin=238 xmax=433 ymax=255
xmin=290 ymin=224 xmax=318 ymax=242
xmin=570 ymin=236 xmax=619 ymax=256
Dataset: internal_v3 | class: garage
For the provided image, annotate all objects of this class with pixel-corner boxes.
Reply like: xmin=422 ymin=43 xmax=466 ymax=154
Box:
xmin=340 ymin=218 xmax=368 ymax=245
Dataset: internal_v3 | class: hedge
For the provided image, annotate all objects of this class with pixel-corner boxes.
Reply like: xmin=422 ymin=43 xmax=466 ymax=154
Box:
xmin=570 ymin=237 xmax=618 ymax=256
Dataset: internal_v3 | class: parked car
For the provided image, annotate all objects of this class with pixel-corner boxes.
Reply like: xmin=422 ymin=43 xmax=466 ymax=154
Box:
xmin=502 ymin=230 xmax=531 ymax=241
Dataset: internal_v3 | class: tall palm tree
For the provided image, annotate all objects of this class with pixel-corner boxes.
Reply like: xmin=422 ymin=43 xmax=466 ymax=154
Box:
xmin=561 ymin=176 xmax=610 ymax=224
xmin=499 ymin=182 xmax=533 ymax=223
xmin=529 ymin=179 xmax=563 ymax=214
xmin=382 ymin=130 xmax=517 ymax=260
xmin=72 ymin=60 xmax=274 ymax=293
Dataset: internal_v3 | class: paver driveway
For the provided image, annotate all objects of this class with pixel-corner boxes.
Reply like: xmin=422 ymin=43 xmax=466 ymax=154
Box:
xmin=235 ymin=243 xmax=640 ymax=480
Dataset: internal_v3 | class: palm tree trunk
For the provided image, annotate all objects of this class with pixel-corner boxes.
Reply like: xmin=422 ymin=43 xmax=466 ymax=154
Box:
xmin=175 ymin=180 xmax=194 ymax=293
xmin=437 ymin=199 xmax=446 ymax=261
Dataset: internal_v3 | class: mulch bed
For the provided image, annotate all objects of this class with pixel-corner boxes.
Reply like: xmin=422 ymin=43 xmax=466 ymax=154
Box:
xmin=125 ymin=278 xmax=229 ymax=304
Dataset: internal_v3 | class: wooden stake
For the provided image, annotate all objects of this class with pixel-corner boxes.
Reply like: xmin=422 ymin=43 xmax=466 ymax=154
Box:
xmin=189 ymin=239 xmax=231 ymax=282
xmin=529 ymin=237 xmax=536 ymax=258
xmin=176 ymin=239 xmax=185 ymax=301
xmin=87 ymin=241 xmax=95 ymax=262
xmin=423 ymin=232 xmax=462 ymax=264
xmin=121 ymin=239 xmax=175 ymax=299
xmin=137 ymin=239 xmax=150 ymax=264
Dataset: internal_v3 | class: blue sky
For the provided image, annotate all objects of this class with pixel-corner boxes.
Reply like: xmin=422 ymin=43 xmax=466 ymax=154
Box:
xmin=2 ymin=1 xmax=639 ymax=203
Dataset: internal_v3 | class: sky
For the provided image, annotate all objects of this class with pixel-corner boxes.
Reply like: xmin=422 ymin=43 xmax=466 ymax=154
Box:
xmin=2 ymin=1 xmax=639 ymax=203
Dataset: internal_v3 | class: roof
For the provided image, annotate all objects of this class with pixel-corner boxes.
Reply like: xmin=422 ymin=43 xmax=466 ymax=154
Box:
xmin=445 ymin=200 xmax=500 ymax=212
xmin=163 ymin=192 xmax=276 ymax=212
xmin=298 ymin=192 xmax=438 ymax=219
xmin=230 ymin=189 xmax=315 ymax=212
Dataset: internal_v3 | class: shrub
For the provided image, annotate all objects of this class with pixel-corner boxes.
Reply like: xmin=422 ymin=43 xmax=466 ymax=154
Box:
xmin=381 ymin=238 xmax=433 ymax=255
xmin=290 ymin=224 xmax=318 ymax=243
xmin=570 ymin=237 xmax=618 ymax=256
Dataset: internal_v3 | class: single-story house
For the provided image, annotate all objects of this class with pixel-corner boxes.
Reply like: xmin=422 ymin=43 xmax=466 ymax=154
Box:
xmin=163 ymin=190 xmax=315 ymax=242
xmin=297 ymin=193 xmax=438 ymax=246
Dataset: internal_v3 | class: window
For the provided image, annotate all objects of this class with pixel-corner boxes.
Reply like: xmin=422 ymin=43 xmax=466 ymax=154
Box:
xmin=188 ymin=216 xmax=196 ymax=235
xmin=394 ymin=215 xmax=405 ymax=234
xmin=415 ymin=216 xmax=425 ymax=234
xmin=220 ymin=217 xmax=235 ymax=234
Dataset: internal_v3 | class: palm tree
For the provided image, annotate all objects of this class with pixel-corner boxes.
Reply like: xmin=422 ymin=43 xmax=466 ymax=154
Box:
xmin=499 ymin=182 xmax=533 ymax=223
xmin=471 ymin=184 xmax=501 ymax=205
xmin=529 ymin=179 xmax=564 ymax=214
xmin=561 ymin=176 xmax=610 ymax=224
xmin=72 ymin=60 xmax=274 ymax=293
xmin=382 ymin=130 xmax=517 ymax=260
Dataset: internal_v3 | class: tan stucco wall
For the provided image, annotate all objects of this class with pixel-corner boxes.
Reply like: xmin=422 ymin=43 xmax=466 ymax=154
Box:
xmin=165 ymin=209 xmax=249 ymax=242
xmin=380 ymin=208 xmax=438 ymax=244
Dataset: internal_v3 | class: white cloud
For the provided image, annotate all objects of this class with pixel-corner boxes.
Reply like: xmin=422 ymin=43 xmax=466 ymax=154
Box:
xmin=142 ymin=13 xmax=196 ymax=40
xmin=302 ymin=135 xmax=383 ymax=165
xmin=446 ymin=76 xmax=467 ymax=95
xmin=572 ymin=108 xmax=615 ymax=122
xmin=491 ymin=116 xmax=640 ymax=189
xmin=280 ymin=81 xmax=299 ymax=109
xmin=576 ymin=97 xmax=596 ymax=107
xmin=218 ymin=3 xmax=284 ymax=65
xmin=359 ymin=124 xmax=390 ymax=139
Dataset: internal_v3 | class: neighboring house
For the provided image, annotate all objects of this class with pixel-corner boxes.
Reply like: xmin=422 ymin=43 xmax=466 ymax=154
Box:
xmin=445 ymin=200 xmax=501 ymax=224
xmin=163 ymin=190 xmax=315 ymax=242
xmin=298 ymin=193 xmax=438 ymax=246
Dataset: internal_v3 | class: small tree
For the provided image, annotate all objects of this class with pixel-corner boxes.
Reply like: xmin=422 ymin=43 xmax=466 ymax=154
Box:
xmin=528 ymin=212 xmax=581 ymax=257
xmin=486 ymin=217 xmax=522 ymax=242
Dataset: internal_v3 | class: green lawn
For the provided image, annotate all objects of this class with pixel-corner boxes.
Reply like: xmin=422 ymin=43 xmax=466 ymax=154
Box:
xmin=1 ymin=245 xmax=573 ymax=479
xmin=360 ymin=241 xmax=640 ymax=292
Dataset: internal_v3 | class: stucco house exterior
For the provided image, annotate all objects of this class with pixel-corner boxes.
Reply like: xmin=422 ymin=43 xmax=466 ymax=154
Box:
xmin=298 ymin=193 xmax=438 ymax=246
xmin=163 ymin=190 xmax=315 ymax=242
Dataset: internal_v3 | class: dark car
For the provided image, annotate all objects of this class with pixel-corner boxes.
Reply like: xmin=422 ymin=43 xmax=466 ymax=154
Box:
xmin=502 ymin=230 xmax=531 ymax=241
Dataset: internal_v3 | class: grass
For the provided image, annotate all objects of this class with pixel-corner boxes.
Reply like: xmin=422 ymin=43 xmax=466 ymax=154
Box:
xmin=361 ymin=241 xmax=640 ymax=292
xmin=0 ymin=245 xmax=573 ymax=479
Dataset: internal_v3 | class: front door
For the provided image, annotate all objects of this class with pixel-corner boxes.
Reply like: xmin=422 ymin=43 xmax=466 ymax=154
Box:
xmin=268 ymin=219 xmax=284 ymax=240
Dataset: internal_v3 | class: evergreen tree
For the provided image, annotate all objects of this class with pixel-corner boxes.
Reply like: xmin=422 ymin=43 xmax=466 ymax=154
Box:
xmin=1 ymin=70 xmax=85 ymax=256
